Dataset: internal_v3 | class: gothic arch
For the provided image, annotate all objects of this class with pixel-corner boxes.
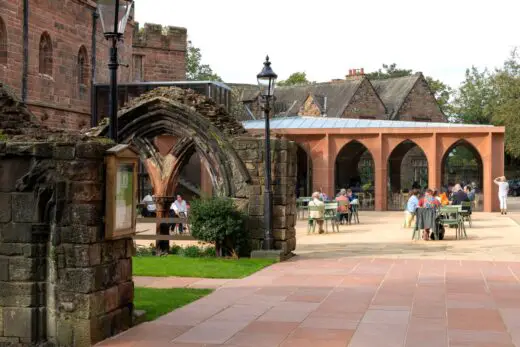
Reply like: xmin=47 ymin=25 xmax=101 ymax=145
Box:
xmin=441 ymin=139 xmax=483 ymax=194
xmin=92 ymin=87 xmax=251 ymax=198
xmin=0 ymin=16 xmax=7 ymax=66
xmin=39 ymin=32 xmax=53 ymax=75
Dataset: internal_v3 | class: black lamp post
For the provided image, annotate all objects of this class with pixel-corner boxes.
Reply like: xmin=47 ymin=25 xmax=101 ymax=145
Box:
xmin=257 ymin=56 xmax=277 ymax=250
xmin=97 ymin=0 xmax=133 ymax=142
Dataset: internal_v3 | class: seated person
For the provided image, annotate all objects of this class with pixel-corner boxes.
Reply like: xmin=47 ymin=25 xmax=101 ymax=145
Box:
xmin=464 ymin=185 xmax=475 ymax=202
xmin=346 ymin=189 xmax=359 ymax=223
xmin=450 ymin=184 xmax=470 ymax=208
xmin=438 ymin=188 xmax=450 ymax=206
xmin=141 ymin=193 xmax=156 ymax=217
xmin=170 ymin=195 xmax=187 ymax=233
xmin=318 ymin=188 xmax=329 ymax=202
xmin=308 ymin=191 xmax=325 ymax=233
xmin=335 ymin=188 xmax=349 ymax=224
xmin=404 ymin=189 xmax=420 ymax=228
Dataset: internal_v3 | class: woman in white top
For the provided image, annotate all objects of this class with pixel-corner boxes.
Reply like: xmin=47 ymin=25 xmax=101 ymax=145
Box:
xmin=494 ymin=176 xmax=509 ymax=215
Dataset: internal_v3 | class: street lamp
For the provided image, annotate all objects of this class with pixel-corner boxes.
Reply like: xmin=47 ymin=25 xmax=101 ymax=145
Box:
xmin=97 ymin=0 xmax=133 ymax=142
xmin=257 ymin=56 xmax=277 ymax=250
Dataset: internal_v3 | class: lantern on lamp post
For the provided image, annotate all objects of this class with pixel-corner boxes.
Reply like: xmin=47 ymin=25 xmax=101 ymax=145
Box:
xmin=257 ymin=56 xmax=277 ymax=250
xmin=97 ymin=0 xmax=133 ymax=142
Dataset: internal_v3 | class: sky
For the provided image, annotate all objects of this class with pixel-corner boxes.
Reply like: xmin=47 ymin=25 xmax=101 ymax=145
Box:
xmin=135 ymin=0 xmax=520 ymax=88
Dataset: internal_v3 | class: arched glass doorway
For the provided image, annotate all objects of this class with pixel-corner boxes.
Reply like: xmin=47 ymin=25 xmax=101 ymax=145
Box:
xmin=296 ymin=145 xmax=313 ymax=198
xmin=335 ymin=140 xmax=375 ymax=210
xmin=442 ymin=140 xmax=483 ymax=211
xmin=387 ymin=140 xmax=428 ymax=210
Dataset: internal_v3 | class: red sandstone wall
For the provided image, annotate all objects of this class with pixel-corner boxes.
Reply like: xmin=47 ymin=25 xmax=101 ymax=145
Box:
xmin=0 ymin=1 xmax=186 ymax=131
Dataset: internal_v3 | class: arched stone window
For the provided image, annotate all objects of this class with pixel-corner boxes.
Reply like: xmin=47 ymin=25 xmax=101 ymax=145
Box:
xmin=77 ymin=45 xmax=88 ymax=86
xmin=0 ymin=17 xmax=7 ymax=66
xmin=39 ymin=32 xmax=53 ymax=76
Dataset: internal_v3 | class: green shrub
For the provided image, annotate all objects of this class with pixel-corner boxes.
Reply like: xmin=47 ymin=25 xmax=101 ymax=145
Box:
xmin=202 ymin=246 xmax=216 ymax=257
xmin=189 ymin=197 xmax=248 ymax=257
xmin=136 ymin=244 xmax=156 ymax=256
xmin=169 ymin=244 xmax=182 ymax=255
xmin=180 ymin=245 xmax=202 ymax=258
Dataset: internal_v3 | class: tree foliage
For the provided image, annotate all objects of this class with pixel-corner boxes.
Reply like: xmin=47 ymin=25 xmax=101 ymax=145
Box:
xmin=185 ymin=40 xmax=222 ymax=82
xmin=365 ymin=63 xmax=412 ymax=80
xmin=277 ymin=72 xmax=311 ymax=86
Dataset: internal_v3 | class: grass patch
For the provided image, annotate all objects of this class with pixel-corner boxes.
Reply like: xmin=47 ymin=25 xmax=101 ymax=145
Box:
xmin=133 ymin=255 xmax=277 ymax=278
xmin=134 ymin=287 xmax=212 ymax=321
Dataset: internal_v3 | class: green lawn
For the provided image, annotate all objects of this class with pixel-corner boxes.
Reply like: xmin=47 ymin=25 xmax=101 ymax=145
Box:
xmin=134 ymin=287 xmax=212 ymax=321
xmin=133 ymin=255 xmax=277 ymax=278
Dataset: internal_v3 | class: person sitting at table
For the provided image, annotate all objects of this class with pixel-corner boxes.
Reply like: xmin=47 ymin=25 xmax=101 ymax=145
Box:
xmin=170 ymin=195 xmax=188 ymax=234
xmin=141 ymin=193 xmax=156 ymax=217
xmin=464 ymin=185 xmax=475 ymax=202
xmin=418 ymin=189 xmax=440 ymax=240
xmin=308 ymin=191 xmax=325 ymax=233
xmin=450 ymin=184 xmax=470 ymax=207
xmin=335 ymin=188 xmax=349 ymax=224
xmin=404 ymin=189 xmax=420 ymax=228
xmin=318 ymin=188 xmax=328 ymax=202
xmin=438 ymin=188 xmax=450 ymax=206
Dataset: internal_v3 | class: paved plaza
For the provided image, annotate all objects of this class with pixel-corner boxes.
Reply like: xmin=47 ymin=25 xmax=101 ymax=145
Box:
xmin=99 ymin=201 xmax=520 ymax=347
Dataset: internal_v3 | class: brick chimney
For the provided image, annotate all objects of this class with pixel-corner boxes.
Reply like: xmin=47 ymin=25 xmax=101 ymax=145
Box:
xmin=346 ymin=68 xmax=365 ymax=80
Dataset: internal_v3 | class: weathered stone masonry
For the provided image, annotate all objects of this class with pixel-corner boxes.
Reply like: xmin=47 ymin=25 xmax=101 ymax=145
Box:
xmin=0 ymin=140 xmax=134 ymax=346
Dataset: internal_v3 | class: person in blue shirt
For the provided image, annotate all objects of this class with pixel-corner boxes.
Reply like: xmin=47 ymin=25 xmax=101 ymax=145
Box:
xmin=404 ymin=189 xmax=420 ymax=228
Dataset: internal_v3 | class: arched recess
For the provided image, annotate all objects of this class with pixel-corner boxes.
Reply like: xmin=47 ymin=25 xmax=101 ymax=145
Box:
xmin=39 ymin=32 xmax=53 ymax=75
xmin=335 ymin=140 xmax=375 ymax=210
xmin=296 ymin=144 xmax=313 ymax=197
xmin=441 ymin=139 xmax=483 ymax=210
xmin=387 ymin=140 xmax=428 ymax=210
xmin=93 ymin=90 xmax=251 ymax=199
xmin=77 ymin=45 xmax=88 ymax=86
xmin=0 ymin=16 xmax=7 ymax=66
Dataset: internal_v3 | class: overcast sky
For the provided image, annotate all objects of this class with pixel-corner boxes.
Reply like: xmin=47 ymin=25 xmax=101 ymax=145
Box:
xmin=134 ymin=0 xmax=520 ymax=88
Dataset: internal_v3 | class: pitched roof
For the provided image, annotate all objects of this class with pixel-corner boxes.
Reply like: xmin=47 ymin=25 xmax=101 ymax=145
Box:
xmin=371 ymin=73 xmax=421 ymax=120
xmin=272 ymin=79 xmax=363 ymax=118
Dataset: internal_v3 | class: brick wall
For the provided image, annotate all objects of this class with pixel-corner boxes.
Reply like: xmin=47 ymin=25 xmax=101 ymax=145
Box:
xmin=0 ymin=1 xmax=186 ymax=131
xmin=343 ymin=78 xmax=387 ymax=119
xmin=132 ymin=23 xmax=186 ymax=82
xmin=397 ymin=76 xmax=446 ymax=122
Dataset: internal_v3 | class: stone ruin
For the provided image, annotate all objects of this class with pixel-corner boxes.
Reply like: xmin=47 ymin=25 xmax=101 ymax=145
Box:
xmin=0 ymin=84 xmax=297 ymax=346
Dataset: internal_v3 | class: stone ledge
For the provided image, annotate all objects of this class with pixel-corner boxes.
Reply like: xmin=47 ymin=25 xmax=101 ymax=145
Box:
xmin=250 ymin=249 xmax=293 ymax=262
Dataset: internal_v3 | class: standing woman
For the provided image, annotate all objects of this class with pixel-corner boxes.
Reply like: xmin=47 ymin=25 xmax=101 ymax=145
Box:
xmin=494 ymin=176 xmax=509 ymax=215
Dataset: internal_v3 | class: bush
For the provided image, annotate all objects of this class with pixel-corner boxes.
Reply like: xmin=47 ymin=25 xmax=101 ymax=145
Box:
xmin=189 ymin=197 xmax=249 ymax=257
xmin=169 ymin=244 xmax=182 ymax=255
xmin=202 ymin=246 xmax=216 ymax=257
xmin=181 ymin=245 xmax=202 ymax=258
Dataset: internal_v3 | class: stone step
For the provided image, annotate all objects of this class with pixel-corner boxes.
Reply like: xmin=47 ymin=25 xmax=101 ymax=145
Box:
xmin=132 ymin=310 xmax=147 ymax=327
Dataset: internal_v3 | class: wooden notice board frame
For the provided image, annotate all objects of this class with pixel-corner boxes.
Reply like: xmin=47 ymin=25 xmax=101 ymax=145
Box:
xmin=105 ymin=144 xmax=139 ymax=240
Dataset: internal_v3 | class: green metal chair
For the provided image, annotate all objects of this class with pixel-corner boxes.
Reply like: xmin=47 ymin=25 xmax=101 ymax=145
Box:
xmin=324 ymin=202 xmax=340 ymax=233
xmin=461 ymin=201 xmax=472 ymax=228
xmin=439 ymin=205 xmax=467 ymax=240
xmin=307 ymin=205 xmax=325 ymax=234
xmin=297 ymin=197 xmax=311 ymax=220
xmin=350 ymin=203 xmax=360 ymax=224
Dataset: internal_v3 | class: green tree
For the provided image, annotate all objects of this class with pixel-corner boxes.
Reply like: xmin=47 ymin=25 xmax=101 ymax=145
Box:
xmin=185 ymin=40 xmax=222 ymax=82
xmin=451 ymin=66 xmax=495 ymax=124
xmin=277 ymin=72 xmax=311 ymax=86
xmin=491 ymin=50 xmax=520 ymax=158
xmin=365 ymin=63 xmax=413 ymax=80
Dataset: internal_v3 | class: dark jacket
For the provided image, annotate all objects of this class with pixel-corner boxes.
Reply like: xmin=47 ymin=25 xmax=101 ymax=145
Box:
xmin=451 ymin=190 xmax=469 ymax=205
xmin=416 ymin=208 xmax=437 ymax=231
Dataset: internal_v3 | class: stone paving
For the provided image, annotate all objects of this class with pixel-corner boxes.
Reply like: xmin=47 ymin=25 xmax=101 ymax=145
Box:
xmin=134 ymin=276 xmax=236 ymax=289
xmin=98 ymin=208 xmax=520 ymax=347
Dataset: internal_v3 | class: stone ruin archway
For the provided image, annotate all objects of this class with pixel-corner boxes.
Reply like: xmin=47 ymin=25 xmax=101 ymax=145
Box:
xmin=90 ymin=87 xmax=298 ymax=253
xmin=92 ymin=87 xmax=251 ymax=198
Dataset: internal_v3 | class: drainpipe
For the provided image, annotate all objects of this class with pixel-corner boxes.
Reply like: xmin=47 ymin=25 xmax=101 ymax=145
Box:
xmin=90 ymin=10 xmax=98 ymax=127
xmin=323 ymin=96 xmax=327 ymax=116
xmin=21 ymin=0 xmax=29 ymax=102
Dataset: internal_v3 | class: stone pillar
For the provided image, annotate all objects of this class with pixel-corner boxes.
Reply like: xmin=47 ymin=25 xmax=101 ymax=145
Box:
xmin=200 ymin=159 xmax=213 ymax=198
xmin=233 ymin=137 xmax=297 ymax=258
xmin=374 ymin=134 xmax=387 ymax=211
xmin=0 ymin=140 xmax=134 ymax=347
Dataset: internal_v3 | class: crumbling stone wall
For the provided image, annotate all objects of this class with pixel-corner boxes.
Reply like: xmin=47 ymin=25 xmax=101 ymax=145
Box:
xmin=233 ymin=137 xmax=297 ymax=255
xmin=0 ymin=140 xmax=134 ymax=347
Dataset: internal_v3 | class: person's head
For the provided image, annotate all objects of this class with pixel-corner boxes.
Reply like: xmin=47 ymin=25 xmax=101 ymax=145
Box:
xmin=432 ymin=189 xmax=438 ymax=197
xmin=453 ymin=184 xmax=462 ymax=192
xmin=425 ymin=189 xmax=433 ymax=197
xmin=176 ymin=195 xmax=183 ymax=202
xmin=464 ymin=185 xmax=472 ymax=193
xmin=411 ymin=188 xmax=420 ymax=197
xmin=346 ymin=189 xmax=353 ymax=197
xmin=340 ymin=188 xmax=347 ymax=196
xmin=312 ymin=191 xmax=320 ymax=199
